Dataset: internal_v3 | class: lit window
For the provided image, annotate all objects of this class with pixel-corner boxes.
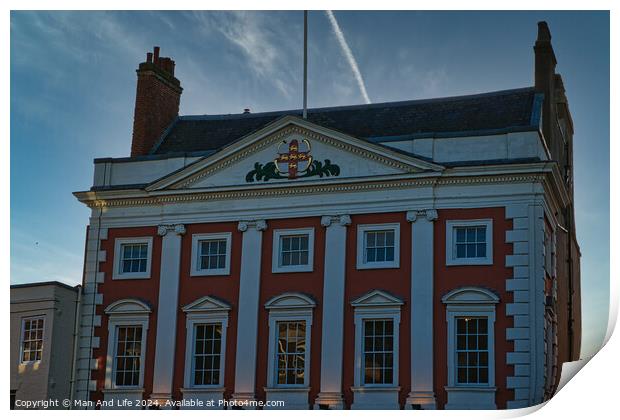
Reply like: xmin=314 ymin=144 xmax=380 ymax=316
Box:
xmin=276 ymin=321 xmax=307 ymax=385
xmin=357 ymin=223 xmax=401 ymax=269
xmin=20 ymin=317 xmax=44 ymax=363
xmin=191 ymin=233 xmax=232 ymax=276
xmin=113 ymin=237 xmax=153 ymax=280
xmin=272 ymin=229 xmax=314 ymax=273
xmin=363 ymin=319 xmax=394 ymax=385
xmin=192 ymin=324 xmax=222 ymax=386
xmin=455 ymin=317 xmax=489 ymax=385
xmin=446 ymin=220 xmax=493 ymax=265
xmin=114 ymin=326 xmax=143 ymax=387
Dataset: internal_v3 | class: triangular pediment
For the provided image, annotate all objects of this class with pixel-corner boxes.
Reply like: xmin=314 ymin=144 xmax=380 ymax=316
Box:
xmin=146 ymin=116 xmax=443 ymax=192
xmin=351 ymin=290 xmax=404 ymax=307
xmin=182 ymin=296 xmax=232 ymax=313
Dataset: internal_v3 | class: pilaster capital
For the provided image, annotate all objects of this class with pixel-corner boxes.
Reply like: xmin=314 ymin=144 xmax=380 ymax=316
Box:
xmin=406 ymin=209 xmax=438 ymax=223
xmin=157 ymin=224 xmax=186 ymax=236
xmin=238 ymin=220 xmax=268 ymax=232
xmin=321 ymin=215 xmax=352 ymax=227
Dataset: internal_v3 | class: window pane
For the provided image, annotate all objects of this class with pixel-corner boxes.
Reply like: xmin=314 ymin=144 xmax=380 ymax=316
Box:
xmin=466 ymin=228 xmax=476 ymax=242
xmin=456 ymin=244 xmax=466 ymax=258
xmin=275 ymin=321 xmax=307 ymax=385
xmin=455 ymin=317 xmax=489 ymax=385
xmin=362 ymin=319 xmax=394 ymax=385
xmin=476 ymin=227 xmax=486 ymax=242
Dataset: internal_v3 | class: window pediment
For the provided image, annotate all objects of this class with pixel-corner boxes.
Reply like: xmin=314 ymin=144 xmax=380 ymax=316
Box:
xmin=264 ymin=292 xmax=316 ymax=310
xmin=441 ymin=287 xmax=500 ymax=305
xmin=104 ymin=298 xmax=151 ymax=315
xmin=182 ymin=296 xmax=232 ymax=313
xmin=351 ymin=290 xmax=404 ymax=307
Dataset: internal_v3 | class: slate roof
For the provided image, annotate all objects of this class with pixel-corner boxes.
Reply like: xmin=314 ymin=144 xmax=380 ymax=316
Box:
xmin=153 ymin=87 xmax=539 ymax=155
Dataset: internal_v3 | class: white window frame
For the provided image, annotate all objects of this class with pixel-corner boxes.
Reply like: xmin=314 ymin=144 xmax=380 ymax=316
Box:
xmin=104 ymin=300 xmax=151 ymax=390
xmin=353 ymin=311 xmax=401 ymax=388
xmin=272 ymin=228 xmax=315 ymax=273
xmin=445 ymin=219 xmax=493 ymax=266
xmin=356 ymin=223 xmax=401 ymax=270
xmin=190 ymin=233 xmax=232 ymax=277
xmin=442 ymin=287 xmax=498 ymax=389
xmin=112 ymin=237 xmax=154 ymax=280
xmin=184 ymin=314 xmax=228 ymax=389
xmin=265 ymin=293 xmax=315 ymax=389
xmin=19 ymin=316 xmax=45 ymax=364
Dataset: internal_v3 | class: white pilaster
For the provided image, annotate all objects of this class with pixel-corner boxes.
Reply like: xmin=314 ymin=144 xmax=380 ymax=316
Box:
xmin=314 ymin=215 xmax=351 ymax=409
xmin=405 ymin=209 xmax=438 ymax=409
xmin=231 ymin=219 xmax=267 ymax=405
xmin=150 ymin=224 xmax=186 ymax=403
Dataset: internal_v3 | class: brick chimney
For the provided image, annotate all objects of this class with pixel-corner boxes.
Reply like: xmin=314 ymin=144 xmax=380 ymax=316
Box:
xmin=130 ymin=47 xmax=182 ymax=156
xmin=534 ymin=21 xmax=558 ymax=155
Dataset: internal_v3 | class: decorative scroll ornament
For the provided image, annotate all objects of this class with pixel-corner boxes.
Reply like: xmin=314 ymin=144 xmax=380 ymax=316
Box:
xmin=245 ymin=138 xmax=340 ymax=182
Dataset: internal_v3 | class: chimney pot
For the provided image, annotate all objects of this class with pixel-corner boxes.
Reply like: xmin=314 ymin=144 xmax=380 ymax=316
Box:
xmin=153 ymin=46 xmax=160 ymax=63
xmin=146 ymin=52 xmax=153 ymax=63
xmin=537 ymin=21 xmax=552 ymax=43
xmin=243 ymin=108 xmax=251 ymax=114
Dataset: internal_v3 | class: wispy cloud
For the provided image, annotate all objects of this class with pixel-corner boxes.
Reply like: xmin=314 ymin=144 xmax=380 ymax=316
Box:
xmin=192 ymin=11 xmax=298 ymax=98
xmin=325 ymin=11 xmax=371 ymax=104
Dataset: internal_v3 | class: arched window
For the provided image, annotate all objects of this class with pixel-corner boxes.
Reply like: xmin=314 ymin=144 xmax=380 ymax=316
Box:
xmin=442 ymin=287 xmax=499 ymax=409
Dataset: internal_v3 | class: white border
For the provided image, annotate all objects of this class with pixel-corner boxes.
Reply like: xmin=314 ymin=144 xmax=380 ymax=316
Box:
xmin=446 ymin=219 xmax=493 ymax=266
xmin=112 ymin=237 xmax=153 ymax=280
xmin=18 ymin=315 xmax=45 ymax=365
xmin=190 ymin=232 xmax=232 ymax=277
xmin=271 ymin=228 xmax=315 ymax=273
xmin=183 ymin=313 xmax=228 ymax=389
xmin=356 ymin=223 xmax=401 ymax=269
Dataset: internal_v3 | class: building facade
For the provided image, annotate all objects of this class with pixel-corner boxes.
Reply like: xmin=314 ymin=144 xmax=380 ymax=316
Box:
xmin=72 ymin=21 xmax=581 ymax=410
xmin=10 ymin=282 xmax=80 ymax=409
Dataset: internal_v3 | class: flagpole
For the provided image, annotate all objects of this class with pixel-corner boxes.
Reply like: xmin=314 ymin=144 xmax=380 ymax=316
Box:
xmin=303 ymin=10 xmax=308 ymax=119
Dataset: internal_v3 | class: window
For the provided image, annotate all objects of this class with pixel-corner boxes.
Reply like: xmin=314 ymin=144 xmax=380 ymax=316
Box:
xmin=191 ymin=233 xmax=232 ymax=276
xmin=351 ymin=290 xmax=402 ymax=390
xmin=192 ymin=324 xmax=222 ymax=386
xmin=276 ymin=321 xmax=306 ymax=385
xmin=182 ymin=296 xmax=230 ymax=390
xmin=114 ymin=325 xmax=143 ymax=387
xmin=265 ymin=293 xmax=315 ymax=391
xmin=446 ymin=220 xmax=493 ymax=265
xmin=455 ymin=317 xmax=489 ymax=385
xmin=362 ymin=319 xmax=394 ymax=385
xmin=356 ymin=223 xmax=401 ymax=269
xmin=103 ymin=299 xmax=151 ymax=390
xmin=113 ymin=237 xmax=153 ymax=280
xmin=442 ymin=287 xmax=498 ymax=400
xmin=272 ymin=228 xmax=314 ymax=273
xmin=20 ymin=317 xmax=44 ymax=363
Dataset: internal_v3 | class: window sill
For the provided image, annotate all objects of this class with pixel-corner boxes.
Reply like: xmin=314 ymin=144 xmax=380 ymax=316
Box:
xmin=272 ymin=266 xmax=314 ymax=274
xmin=181 ymin=387 xmax=225 ymax=393
xmin=351 ymin=386 xmax=401 ymax=392
xmin=356 ymin=263 xmax=400 ymax=270
xmin=112 ymin=274 xmax=151 ymax=280
xmin=103 ymin=388 xmax=144 ymax=393
xmin=446 ymin=259 xmax=493 ymax=266
xmin=189 ymin=270 xmax=230 ymax=277
xmin=263 ymin=387 xmax=310 ymax=392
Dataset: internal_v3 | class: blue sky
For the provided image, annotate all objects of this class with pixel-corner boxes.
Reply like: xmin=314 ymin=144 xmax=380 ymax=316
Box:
xmin=10 ymin=11 xmax=609 ymax=357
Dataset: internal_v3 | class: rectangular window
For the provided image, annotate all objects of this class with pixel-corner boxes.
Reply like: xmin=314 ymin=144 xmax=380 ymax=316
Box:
xmin=454 ymin=226 xmax=487 ymax=259
xmin=114 ymin=325 xmax=143 ymax=387
xmin=357 ymin=223 xmax=401 ymax=269
xmin=364 ymin=230 xmax=395 ymax=263
xmin=280 ymin=235 xmax=309 ymax=267
xmin=455 ymin=317 xmax=489 ymax=385
xmin=272 ymin=228 xmax=314 ymax=273
xmin=192 ymin=324 xmax=222 ymax=386
xmin=363 ymin=319 xmax=394 ymax=385
xmin=275 ymin=321 xmax=306 ymax=385
xmin=113 ymin=237 xmax=153 ymax=280
xmin=446 ymin=220 xmax=493 ymax=265
xmin=21 ymin=317 xmax=44 ymax=363
xmin=199 ymin=239 xmax=227 ymax=271
xmin=120 ymin=243 xmax=148 ymax=274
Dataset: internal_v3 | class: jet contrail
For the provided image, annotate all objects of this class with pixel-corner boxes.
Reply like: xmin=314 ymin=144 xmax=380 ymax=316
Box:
xmin=325 ymin=10 xmax=371 ymax=104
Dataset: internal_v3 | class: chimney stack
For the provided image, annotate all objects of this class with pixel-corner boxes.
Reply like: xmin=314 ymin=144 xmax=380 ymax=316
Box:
xmin=533 ymin=21 xmax=557 ymax=151
xmin=130 ymin=46 xmax=183 ymax=156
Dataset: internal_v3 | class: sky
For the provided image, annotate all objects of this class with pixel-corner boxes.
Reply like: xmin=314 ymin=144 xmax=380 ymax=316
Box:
xmin=10 ymin=11 xmax=609 ymax=358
